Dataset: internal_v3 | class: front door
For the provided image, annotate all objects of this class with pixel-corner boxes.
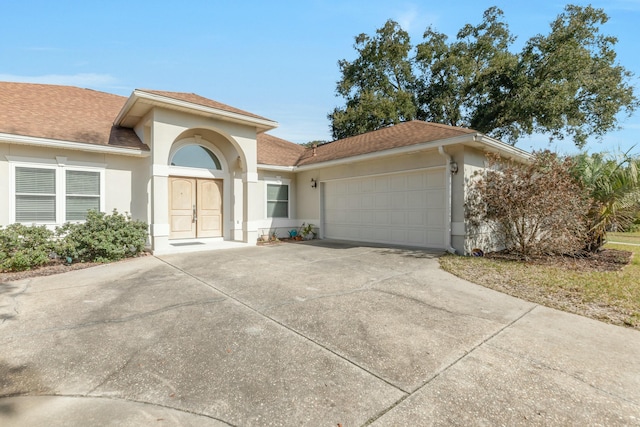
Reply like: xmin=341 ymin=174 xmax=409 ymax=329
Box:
xmin=169 ymin=177 xmax=222 ymax=239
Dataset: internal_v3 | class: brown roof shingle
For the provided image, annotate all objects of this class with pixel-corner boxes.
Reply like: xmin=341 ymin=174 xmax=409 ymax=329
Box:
xmin=295 ymin=121 xmax=477 ymax=166
xmin=0 ymin=82 xmax=146 ymax=150
xmin=257 ymin=133 xmax=306 ymax=166
xmin=139 ymin=89 xmax=273 ymax=122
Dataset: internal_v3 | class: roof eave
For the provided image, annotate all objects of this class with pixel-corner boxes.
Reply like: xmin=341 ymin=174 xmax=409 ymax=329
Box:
xmin=295 ymin=133 xmax=531 ymax=171
xmin=294 ymin=133 xmax=476 ymax=171
xmin=257 ymin=164 xmax=297 ymax=172
xmin=0 ymin=133 xmax=150 ymax=157
xmin=115 ymin=90 xmax=279 ymax=132
xmin=471 ymin=135 xmax=532 ymax=161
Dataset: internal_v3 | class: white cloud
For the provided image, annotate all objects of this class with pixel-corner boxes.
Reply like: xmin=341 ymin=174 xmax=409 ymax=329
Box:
xmin=395 ymin=6 xmax=419 ymax=31
xmin=0 ymin=73 xmax=118 ymax=88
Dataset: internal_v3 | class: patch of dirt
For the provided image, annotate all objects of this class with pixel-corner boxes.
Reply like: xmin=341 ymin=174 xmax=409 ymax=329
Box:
xmin=484 ymin=248 xmax=632 ymax=272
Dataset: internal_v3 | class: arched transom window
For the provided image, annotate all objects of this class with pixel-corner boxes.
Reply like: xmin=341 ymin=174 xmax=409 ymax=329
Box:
xmin=170 ymin=145 xmax=222 ymax=170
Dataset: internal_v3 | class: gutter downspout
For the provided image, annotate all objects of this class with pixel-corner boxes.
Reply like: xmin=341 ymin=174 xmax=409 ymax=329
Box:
xmin=438 ymin=146 xmax=457 ymax=254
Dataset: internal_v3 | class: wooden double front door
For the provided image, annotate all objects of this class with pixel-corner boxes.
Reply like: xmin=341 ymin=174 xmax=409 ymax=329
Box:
xmin=169 ymin=177 xmax=222 ymax=239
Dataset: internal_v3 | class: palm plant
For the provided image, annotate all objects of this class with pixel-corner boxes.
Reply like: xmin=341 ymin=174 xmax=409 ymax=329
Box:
xmin=572 ymin=150 xmax=640 ymax=251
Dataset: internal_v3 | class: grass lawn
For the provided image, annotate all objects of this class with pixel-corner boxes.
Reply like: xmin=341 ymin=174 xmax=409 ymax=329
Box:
xmin=439 ymin=237 xmax=640 ymax=330
xmin=608 ymin=231 xmax=640 ymax=245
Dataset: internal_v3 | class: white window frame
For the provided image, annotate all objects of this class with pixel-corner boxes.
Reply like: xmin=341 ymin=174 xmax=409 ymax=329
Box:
xmin=265 ymin=178 xmax=291 ymax=219
xmin=8 ymin=156 xmax=106 ymax=225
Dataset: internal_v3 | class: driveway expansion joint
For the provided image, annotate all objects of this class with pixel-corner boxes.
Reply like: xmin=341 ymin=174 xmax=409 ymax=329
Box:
xmin=361 ymin=303 xmax=539 ymax=426
xmin=484 ymin=340 xmax=640 ymax=408
xmin=156 ymin=256 xmax=411 ymax=396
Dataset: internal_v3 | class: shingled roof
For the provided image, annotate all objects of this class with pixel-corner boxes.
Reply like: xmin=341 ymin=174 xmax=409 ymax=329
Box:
xmin=1 ymin=82 xmax=491 ymax=167
xmin=257 ymin=133 xmax=306 ymax=166
xmin=0 ymin=82 xmax=146 ymax=150
xmin=277 ymin=121 xmax=477 ymax=167
xmin=256 ymin=121 xmax=485 ymax=167
xmin=139 ymin=90 xmax=272 ymax=122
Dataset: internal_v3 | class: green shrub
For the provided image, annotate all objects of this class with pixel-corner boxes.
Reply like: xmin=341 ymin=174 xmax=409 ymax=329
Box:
xmin=0 ymin=224 xmax=55 ymax=272
xmin=55 ymin=210 xmax=148 ymax=263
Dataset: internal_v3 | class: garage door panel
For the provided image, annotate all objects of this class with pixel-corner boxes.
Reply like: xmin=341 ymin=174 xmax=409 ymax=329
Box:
xmin=408 ymin=192 xmax=427 ymax=208
xmin=346 ymin=210 xmax=361 ymax=224
xmin=324 ymin=170 xmax=446 ymax=249
xmin=391 ymin=192 xmax=406 ymax=207
xmin=426 ymin=190 xmax=444 ymax=208
xmin=407 ymin=173 xmax=425 ymax=190
xmin=362 ymin=195 xmax=375 ymax=209
xmin=375 ymin=194 xmax=390 ymax=208
xmin=390 ymin=175 xmax=406 ymax=191
xmin=375 ymin=177 xmax=389 ymax=192
xmin=427 ymin=209 xmax=445 ymax=227
xmin=374 ymin=211 xmax=389 ymax=225
xmin=427 ymin=172 xmax=445 ymax=187
xmin=391 ymin=211 xmax=406 ymax=225
xmin=407 ymin=211 xmax=426 ymax=226
xmin=347 ymin=197 xmax=361 ymax=209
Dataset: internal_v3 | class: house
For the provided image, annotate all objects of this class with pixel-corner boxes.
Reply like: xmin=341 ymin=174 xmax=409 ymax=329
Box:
xmin=0 ymin=82 xmax=530 ymax=254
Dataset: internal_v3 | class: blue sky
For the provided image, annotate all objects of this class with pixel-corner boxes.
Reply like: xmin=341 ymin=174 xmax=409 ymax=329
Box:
xmin=1 ymin=0 xmax=639 ymax=155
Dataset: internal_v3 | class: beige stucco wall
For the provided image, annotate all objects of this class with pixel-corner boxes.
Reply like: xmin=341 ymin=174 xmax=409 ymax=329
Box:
xmin=144 ymin=107 xmax=263 ymax=252
xmin=293 ymin=148 xmax=453 ymax=247
xmin=459 ymin=146 xmax=502 ymax=255
xmin=0 ymin=142 xmax=149 ymax=227
xmin=255 ymin=170 xmax=298 ymax=239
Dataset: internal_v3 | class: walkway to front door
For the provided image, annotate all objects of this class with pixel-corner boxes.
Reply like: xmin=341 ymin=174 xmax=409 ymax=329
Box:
xmin=169 ymin=177 xmax=222 ymax=239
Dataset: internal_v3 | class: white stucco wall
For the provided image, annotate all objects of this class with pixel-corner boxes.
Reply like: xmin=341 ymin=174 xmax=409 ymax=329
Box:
xmin=0 ymin=142 xmax=149 ymax=228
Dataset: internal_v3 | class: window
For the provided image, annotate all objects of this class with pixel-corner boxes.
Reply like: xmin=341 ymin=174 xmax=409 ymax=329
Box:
xmin=65 ymin=170 xmax=100 ymax=221
xmin=267 ymin=184 xmax=289 ymax=218
xmin=15 ymin=167 xmax=56 ymax=222
xmin=11 ymin=160 xmax=104 ymax=224
xmin=170 ymin=145 xmax=221 ymax=169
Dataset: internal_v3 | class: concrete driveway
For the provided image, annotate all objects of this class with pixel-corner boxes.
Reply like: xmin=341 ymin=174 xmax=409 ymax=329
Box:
xmin=1 ymin=241 xmax=639 ymax=426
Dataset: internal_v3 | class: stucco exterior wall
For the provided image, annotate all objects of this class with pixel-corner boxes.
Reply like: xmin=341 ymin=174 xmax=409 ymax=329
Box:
xmin=0 ymin=142 xmax=149 ymax=227
xmin=293 ymin=148 xmax=453 ymax=248
xmin=145 ymin=107 xmax=262 ymax=252
xmin=460 ymin=146 xmax=503 ymax=255
xmin=255 ymin=170 xmax=298 ymax=239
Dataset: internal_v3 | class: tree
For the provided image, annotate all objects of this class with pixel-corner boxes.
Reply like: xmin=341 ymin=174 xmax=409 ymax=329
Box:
xmin=571 ymin=151 xmax=640 ymax=251
xmin=329 ymin=20 xmax=417 ymax=140
xmin=466 ymin=151 xmax=590 ymax=258
xmin=415 ymin=7 xmax=519 ymax=131
xmin=330 ymin=5 xmax=637 ymax=147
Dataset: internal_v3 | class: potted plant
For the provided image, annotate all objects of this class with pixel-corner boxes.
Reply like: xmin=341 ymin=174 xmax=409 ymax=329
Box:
xmin=301 ymin=223 xmax=316 ymax=240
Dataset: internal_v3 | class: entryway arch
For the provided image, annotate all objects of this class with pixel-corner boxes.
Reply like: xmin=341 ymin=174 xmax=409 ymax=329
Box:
xmin=167 ymin=136 xmax=230 ymax=240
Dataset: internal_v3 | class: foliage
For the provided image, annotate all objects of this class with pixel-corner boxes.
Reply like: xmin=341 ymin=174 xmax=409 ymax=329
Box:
xmin=0 ymin=224 xmax=55 ymax=272
xmin=330 ymin=5 xmax=637 ymax=147
xmin=301 ymin=140 xmax=329 ymax=148
xmin=329 ymin=20 xmax=417 ymax=140
xmin=571 ymin=151 xmax=640 ymax=251
xmin=56 ymin=210 xmax=148 ymax=263
xmin=301 ymin=223 xmax=316 ymax=239
xmin=466 ymin=151 xmax=590 ymax=258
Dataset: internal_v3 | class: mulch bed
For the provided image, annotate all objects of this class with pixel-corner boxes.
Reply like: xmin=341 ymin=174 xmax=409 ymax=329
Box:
xmin=484 ymin=248 xmax=632 ymax=272
xmin=0 ymin=253 xmax=151 ymax=283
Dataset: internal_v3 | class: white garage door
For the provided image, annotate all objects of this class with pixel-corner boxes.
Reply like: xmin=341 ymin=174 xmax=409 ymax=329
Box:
xmin=323 ymin=169 xmax=446 ymax=248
